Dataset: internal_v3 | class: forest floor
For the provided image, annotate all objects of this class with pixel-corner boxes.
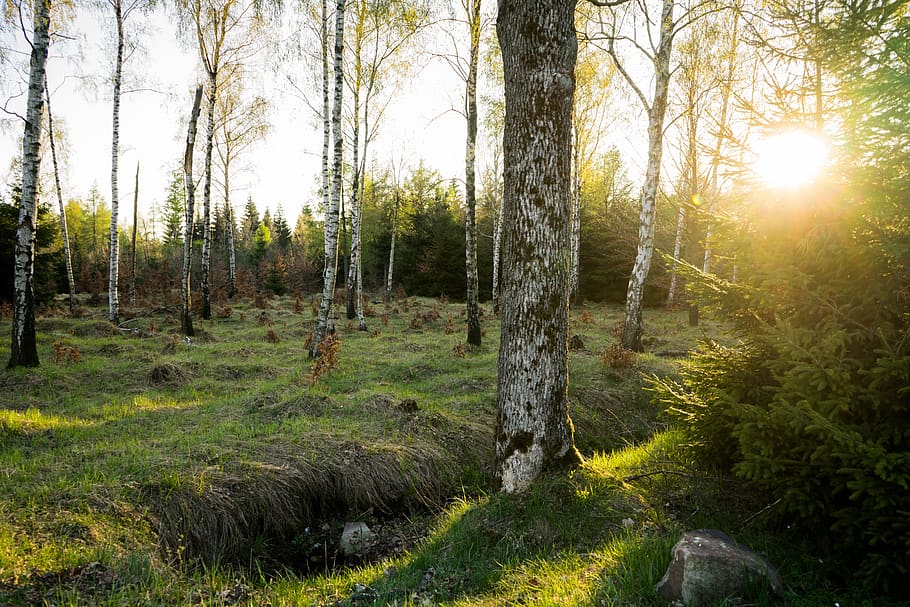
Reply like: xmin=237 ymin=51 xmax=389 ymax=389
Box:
xmin=0 ymin=295 xmax=894 ymax=606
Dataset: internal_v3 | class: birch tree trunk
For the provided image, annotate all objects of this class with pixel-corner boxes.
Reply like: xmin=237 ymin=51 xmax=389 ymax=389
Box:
xmin=464 ymin=0 xmax=481 ymax=346
xmin=45 ymin=77 xmax=76 ymax=312
xmin=666 ymin=204 xmax=685 ymax=306
xmin=182 ymin=86 xmax=204 ymax=337
xmin=321 ymin=0 xmax=331 ymax=220
xmin=491 ymin=172 xmax=503 ymax=314
xmin=129 ymin=162 xmax=139 ymax=307
xmin=200 ymin=69 xmax=218 ymax=319
xmin=311 ymin=0 xmax=346 ymax=358
xmin=385 ymin=186 xmax=398 ymax=303
xmin=8 ymin=0 xmax=50 ymax=369
xmin=346 ymin=0 xmax=364 ymax=324
xmin=704 ymin=8 xmax=739 ymax=276
xmin=568 ymin=119 xmax=581 ymax=305
xmin=226 ymin=173 xmax=236 ymax=298
xmin=109 ymin=0 xmax=124 ymax=324
xmin=620 ymin=0 xmax=674 ymax=352
xmin=495 ymin=0 xmax=581 ymax=494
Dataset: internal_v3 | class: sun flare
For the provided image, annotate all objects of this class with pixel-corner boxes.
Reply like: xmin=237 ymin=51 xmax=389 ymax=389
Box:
xmin=753 ymin=130 xmax=830 ymax=189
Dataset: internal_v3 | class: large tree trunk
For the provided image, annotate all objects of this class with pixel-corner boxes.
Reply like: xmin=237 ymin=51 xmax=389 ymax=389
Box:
xmin=182 ymin=86 xmax=204 ymax=337
xmin=311 ymin=0 xmax=346 ymax=358
xmin=200 ymin=70 xmax=218 ymax=320
xmin=495 ymin=0 xmax=581 ymax=494
xmin=464 ymin=0 xmax=481 ymax=347
xmin=109 ymin=0 xmax=124 ymax=324
xmin=45 ymin=77 xmax=76 ymax=312
xmin=8 ymin=0 xmax=51 ymax=369
xmin=621 ymin=0 xmax=674 ymax=352
xmin=129 ymin=162 xmax=139 ymax=307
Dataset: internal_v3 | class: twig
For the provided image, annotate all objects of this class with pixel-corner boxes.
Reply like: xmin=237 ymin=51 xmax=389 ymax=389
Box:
xmin=622 ymin=469 xmax=692 ymax=482
xmin=739 ymin=498 xmax=782 ymax=528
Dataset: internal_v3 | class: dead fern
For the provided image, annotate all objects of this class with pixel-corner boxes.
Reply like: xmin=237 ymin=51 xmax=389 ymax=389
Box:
xmin=53 ymin=341 xmax=81 ymax=364
xmin=600 ymin=344 xmax=636 ymax=371
xmin=309 ymin=333 xmax=340 ymax=384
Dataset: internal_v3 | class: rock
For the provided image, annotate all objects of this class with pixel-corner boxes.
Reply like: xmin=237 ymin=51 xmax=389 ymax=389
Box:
xmin=654 ymin=529 xmax=784 ymax=605
xmin=348 ymin=583 xmax=378 ymax=602
xmin=340 ymin=522 xmax=376 ymax=557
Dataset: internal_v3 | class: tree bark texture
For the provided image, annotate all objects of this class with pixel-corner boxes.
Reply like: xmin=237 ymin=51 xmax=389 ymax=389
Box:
xmin=321 ymin=0 xmax=331 ymax=219
xmin=129 ymin=162 xmax=139 ymax=307
xmin=666 ymin=204 xmax=685 ymax=306
xmin=8 ymin=0 xmax=51 ymax=369
xmin=621 ymin=0 xmax=674 ymax=352
xmin=311 ymin=0 xmax=346 ymax=358
xmin=182 ymin=85 xmax=204 ymax=337
xmin=201 ymin=70 xmax=218 ymax=320
xmin=495 ymin=0 xmax=581 ymax=494
xmin=109 ymin=0 xmax=124 ymax=324
xmin=226 ymin=181 xmax=237 ymax=298
xmin=385 ymin=188 xmax=398 ymax=303
xmin=491 ymin=178 xmax=503 ymax=314
xmin=45 ymin=77 xmax=76 ymax=312
xmin=346 ymin=0 xmax=364 ymax=325
xmin=464 ymin=0 xmax=482 ymax=346
xmin=569 ymin=119 xmax=581 ymax=305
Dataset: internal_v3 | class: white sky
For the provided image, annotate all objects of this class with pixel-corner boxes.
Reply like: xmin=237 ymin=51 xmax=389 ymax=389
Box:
xmin=0 ymin=7 xmax=472 ymax=229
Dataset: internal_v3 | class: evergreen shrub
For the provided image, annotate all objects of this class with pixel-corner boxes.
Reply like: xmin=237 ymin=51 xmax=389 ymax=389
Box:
xmin=650 ymin=193 xmax=910 ymax=590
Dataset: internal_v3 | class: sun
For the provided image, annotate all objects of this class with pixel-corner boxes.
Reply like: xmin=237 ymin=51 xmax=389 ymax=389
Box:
xmin=752 ymin=129 xmax=830 ymax=189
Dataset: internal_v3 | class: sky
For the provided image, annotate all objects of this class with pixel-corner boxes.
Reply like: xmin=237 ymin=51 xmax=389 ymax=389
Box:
xmin=0 ymin=6 xmax=473 ymax=231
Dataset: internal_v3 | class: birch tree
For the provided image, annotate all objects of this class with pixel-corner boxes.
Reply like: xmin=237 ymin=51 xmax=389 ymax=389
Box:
xmin=44 ymin=78 xmax=76 ymax=312
xmin=495 ymin=0 xmax=581 ymax=493
xmin=310 ymin=0 xmax=346 ymax=358
xmin=213 ymin=64 xmax=268 ymax=298
xmin=585 ymin=0 xmax=709 ymax=351
xmin=8 ymin=0 xmax=50 ymax=369
xmin=182 ymin=0 xmax=260 ymax=319
xmin=129 ymin=162 xmax=138 ymax=306
xmin=462 ymin=0 xmax=481 ymax=345
xmin=181 ymin=85 xmax=204 ymax=337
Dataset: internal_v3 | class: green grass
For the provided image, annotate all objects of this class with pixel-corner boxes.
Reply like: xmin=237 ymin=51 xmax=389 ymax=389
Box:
xmin=0 ymin=296 xmax=892 ymax=605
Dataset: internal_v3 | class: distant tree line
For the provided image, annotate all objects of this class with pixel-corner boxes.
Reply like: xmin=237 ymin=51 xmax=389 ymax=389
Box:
xmin=1 ymin=153 xmax=679 ymax=308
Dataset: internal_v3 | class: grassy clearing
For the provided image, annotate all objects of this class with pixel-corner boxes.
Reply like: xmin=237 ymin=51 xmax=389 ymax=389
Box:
xmin=0 ymin=297 xmax=888 ymax=605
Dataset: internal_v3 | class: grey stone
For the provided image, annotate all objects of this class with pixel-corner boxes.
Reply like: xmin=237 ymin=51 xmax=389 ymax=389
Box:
xmin=340 ymin=522 xmax=376 ymax=557
xmin=654 ymin=529 xmax=784 ymax=605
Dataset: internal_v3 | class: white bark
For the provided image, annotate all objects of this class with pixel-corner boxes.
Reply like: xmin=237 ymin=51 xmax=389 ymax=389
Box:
xmin=385 ymin=186 xmax=398 ymax=303
xmin=569 ymin=119 xmax=581 ymax=304
xmin=182 ymin=86 xmax=204 ymax=337
xmin=464 ymin=0 xmax=481 ymax=346
xmin=129 ymin=162 xmax=139 ymax=307
xmin=109 ymin=0 xmax=124 ymax=324
xmin=346 ymin=0 xmax=364 ymax=327
xmin=311 ymin=0 xmax=346 ymax=358
xmin=321 ymin=0 xmax=331 ymax=219
xmin=45 ymin=77 xmax=76 ymax=311
xmin=495 ymin=0 xmax=581 ymax=493
xmin=8 ymin=0 xmax=50 ymax=369
xmin=620 ymin=0 xmax=674 ymax=352
xmin=667 ymin=204 xmax=685 ymax=305
xmin=491 ymin=168 xmax=503 ymax=314
xmin=201 ymin=70 xmax=217 ymax=319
